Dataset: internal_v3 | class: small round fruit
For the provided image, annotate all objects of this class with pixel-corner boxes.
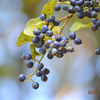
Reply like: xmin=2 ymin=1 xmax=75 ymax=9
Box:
xmin=62 ymin=5 xmax=68 ymax=11
xmin=48 ymin=15 xmax=55 ymax=22
xmin=95 ymin=49 xmax=100 ymax=55
xmin=18 ymin=74 xmax=26 ymax=82
xmin=53 ymin=20 xmax=60 ymax=26
xmin=46 ymin=30 xmax=53 ymax=37
xmin=40 ymin=14 xmax=46 ymax=21
xmin=32 ymin=37 xmax=40 ymax=44
xmin=33 ymin=29 xmax=41 ymax=36
xmin=36 ymin=70 xmax=42 ymax=77
xmin=27 ymin=61 xmax=33 ymax=68
xmin=91 ymin=24 xmax=98 ymax=31
xmin=74 ymin=38 xmax=82 ymax=45
xmin=69 ymin=31 xmax=76 ymax=39
xmin=32 ymin=82 xmax=39 ymax=89
xmin=54 ymin=5 xmax=61 ymax=11
xmin=37 ymin=63 xmax=44 ymax=70
xmin=41 ymin=25 xmax=48 ymax=33
xmin=91 ymin=11 xmax=97 ymax=18
xmin=39 ymin=47 xmax=46 ymax=54
xmin=41 ymin=74 xmax=48 ymax=82
xmin=42 ymin=68 xmax=50 ymax=74
xmin=25 ymin=54 xmax=32 ymax=60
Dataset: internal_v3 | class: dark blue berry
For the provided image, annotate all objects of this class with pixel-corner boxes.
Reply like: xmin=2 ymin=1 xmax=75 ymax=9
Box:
xmin=94 ymin=7 xmax=100 ymax=12
xmin=61 ymin=48 xmax=67 ymax=53
xmin=56 ymin=52 xmax=63 ymax=58
xmin=42 ymin=68 xmax=50 ymax=74
xmin=60 ymin=40 xmax=66 ymax=47
xmin=32 ymin=36 xmax=40 ymax=44
xmin=91 ymin=24 xmax=98 ymax=31
xmin=47 ymin=53 xmax=53 ymax=59
xmin=38 ymin=33 xmax=45 ymax=39
xmin=39 ymin=47 xmax=46 ymax=54
xmin=54 ymin=5 xmax=61 ymax=11
xmin=33 ymin=29 xmax=41 ymax=36
xmin=96 ymin=21 xmax=100 ymax=27
xmin=62 ymin=5 xmax=68 ymax=10
xmin=91 ymin=11 xmax=97 ymax=18
xmin=69 ymin=31 xmax=76 ymax=39
xmin=75 ymin=6 xmax=82 ymax=12
xmin=18 ymin=74 xmax=26 ymax=82
xmin=25 ymin=54 xmax=32 ymax=60
xmin=32 ymin=82 xmax=39 ymax=89
xmin=55 ymin=34 xmax=62 ymax=42
xmin=92 ymin=18 xmax=98 ymax=24
xmin=84 ymin=1 xmax=90 ymax=7
xmin=46 ymin=30 xmax=53 ymax=37
xmin=37 ymin=63 xmax=44 ymax=70
xmin=70 ymin=0 xmax=76 ymax=6
xmin=74 ymin=38 xmax=82 ymax=45
xmin=77 ymin=11 xmax=85 ymax=19
xmin=22 ymin=53 xmax=27 ymax=60
xmin=68 ymin=6 xmax=75 ymax=14
xmin=78 ymin=0 xmax=84 ymax=6
xmin=51 ymin=48 xmax=58 ymax=55
xmin=27 ymin=61 xmax=33 ymax=68
xmin=40 ymin=14 xmax=46 ymax=21
xmin=41 ymin=74 xmax=48 ymax=82
xmin=41 ymin=25 xmax=48 ymax=33
xmin=53 ymin=41 xmax=60 ymax=48
xmin=48 ymin=15 xmax=55 ymax=22
xmin=62 ymin=37 xmax=69 ymax=43
xmin=95 ymin=49 xmax=100 ymax=55
xmin=36 ymin=70 xmax=42 ymax=77
xmin=53 ymin=20 xmax=60 ymax=26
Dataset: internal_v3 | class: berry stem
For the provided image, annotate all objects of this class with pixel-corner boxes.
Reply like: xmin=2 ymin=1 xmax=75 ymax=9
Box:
xmin=59 ymin=14 xmax=73 ymax=35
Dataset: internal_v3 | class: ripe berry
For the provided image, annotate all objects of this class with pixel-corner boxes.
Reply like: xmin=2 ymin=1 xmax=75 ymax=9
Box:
xmin=75 ymin=6 xmax=82 ymax=12
xmin=69 ymin=31 xmax=76 ymax=40
xmin=38 ymin=33 xmax=45 ymax=39
xmin=18 ymin=74 xmax=26 ymax=82
xmin=96 ymin=21 xmax=100 ymax=27
xmin=70 ymin=0 xmax=76 ymax=6
xmin=95 ymin=49 xmax=100 ymax=55
xmin=41 ymin=25 xmax=48 ymax=33
xmin=55 ymin=34 xmax=62 ymax=42
xmin=62 ymin=37 xmax=69 ymax=43
xmin=25 ymin=54 xmax=32 ymax=60
xmin=32 ymin=82 xmax=39 ymax=89
xmin=39 ymin=47 xmax=46 ymax=54
xmin=68 ymin=6 xmax=75 ymax=14
xmin=47 ymin=53 xmax=53 ymax=59
xmin=61 ymin=48 xmax=67 ymax=53
xmin=91 ymin=11 xmax=97 ymax=18
xmin=53 ymin=20 xmax=60 ymax=26
xmin=56 ymin=52 xmax=63 ymax=58
xmin=92 ymin=18 xmax=98 ymax=24
xmin=40 ymin=14 xmax=46 ymax=21
xmin=33 ymin=29 xmax=41 ymax=36
xmin=51 ymin=48 xmax=58 ymax=55
xmin=48 ymin=15 xmax=55 ymax=22
xmin=53 ymin=41 xmax=60 ymax=48
xmin=36 ymin=70 xmax=42 ymax=77
xmin=27 ymin=61 xmax=33 ymax=68
xmin=91 ymin=24 xmax=98 ymax=31
xmin=67 ymin=47 xmax=75 ymax=52
xmin=42 ymin=68 xmax=50 ymax=74
xmin=41 ymin=74 xmax=48 ymax=82
xmin=77 ymin=11 xmax=85 ymax=19
xmin=60 ymin=40 xmax=66 ymax=47
xmin=22 ymin=53 xmax=27 ymax=60
xmin=74 ymin=38 xmax=82 ymax=45
xmin=37 ymin=63 xmax=44 ymax=70
xmin=54 ymin=5 xmax=61 ymax=11
xmin=46 ymin=30 xmax=53 ymax=37
xmin=62 ymin=5 xmax=68 ymax=11
xmin=84 ymin=1 xmax=90 ymax=7
xmin=32 ymin=37 xmax=40 ymax=44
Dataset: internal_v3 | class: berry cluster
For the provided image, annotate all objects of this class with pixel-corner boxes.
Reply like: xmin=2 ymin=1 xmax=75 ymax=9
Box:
xmin=55 ymin=0 xmax=100 ymax=31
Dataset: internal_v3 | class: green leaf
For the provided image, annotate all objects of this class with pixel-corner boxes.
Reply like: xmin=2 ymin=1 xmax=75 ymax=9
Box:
xmin=41 ymin=0 xmax=56 ymax=19
xmin=16 ymin=31 xmax=34 ymax=47
xmin=69 ymin=21 xmax=93 ymax=32
xmin=52 ymin=26 xmax=61 ymax=35
xmin=24 ymin=17 xmax=40 ymax=36
xmin=30 ymin=44 xmax=41 ymax=60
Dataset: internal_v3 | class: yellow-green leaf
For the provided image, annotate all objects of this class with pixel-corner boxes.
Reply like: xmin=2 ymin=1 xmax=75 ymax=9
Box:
xmin=24 ymin=17 xmax=41 ymax=36
xmin=16 ymin=31 xmax=34 ymax=47
xmin=52 ymin=26 xmax=61 ymax=35
xmin=69 ymin=21 xmax=93 ymax=32
xmin=30 ymin=44 xmax=41 ymax=60
xmin=41 ymin=0 xmax=56 ymax=19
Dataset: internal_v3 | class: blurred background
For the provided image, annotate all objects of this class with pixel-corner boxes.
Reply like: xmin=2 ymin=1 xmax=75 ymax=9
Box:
xmin=0 ymin=0 xmax=100 ymax=100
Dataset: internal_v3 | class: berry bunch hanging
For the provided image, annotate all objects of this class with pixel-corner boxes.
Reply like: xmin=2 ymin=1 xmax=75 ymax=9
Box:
xmin=17 ymin=0 xmax=100 ymax=89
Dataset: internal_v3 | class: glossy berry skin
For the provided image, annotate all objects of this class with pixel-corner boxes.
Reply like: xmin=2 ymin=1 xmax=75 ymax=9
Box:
xmin=32 ymin=37 xmax=40 ymax=44
xmin=94 ymin=7 xmax=100 ymax=13
xmin=51 ymin=48 xmax=58 ymax=55
xmin=32 ymin=82 xmax=39 ymax=89
xmin=61 ymin=48 xmax=67 ymax=53
xmin=47 ymin=40 xmax=53 ymax=45
xmin=41 ymin=25 xmax=48 ymax=33
xmin=36 ymin=70 xmax=42 ymax=77
xmin=25 ymin=54 xmax=32 ymax=60
xmin=74 ymin=38 xmax=82 ymax=45
xmin=84 ymin=10 xmax=91 ymax=18
xmin=40 ymin=14 xmax=46 ymax=21
xmin=18 ymin=74 xmax=26 ymax=82
xmin=91 ymin=24 xmax=98 ymax=31
xmin=70 ymin=0 xmax=76 ymax=6
xmin=53 ymin=20 xmax=60 ymax=26
xmin=38 ymin=33 xmax=45 ymax=39
xmin=41 ymin=74 xmax=48 ymax=82
xmin=91 ymin=11 xmax=97 ymax=18
xmin=75 ymin=6 xmax=82 ymax=12
xmin=56 ymin=52 xmax=63 ymax=58
xmin=77 ymin=11 xmax=85 ymax=19
xmin=27 ymin=61 xmax=33 ymax=68
xmin=96 ymin=21 xmax=100 ymax=27
xmin=95 ymin=49 xmax=100 ymax=55
xmin=69 ymin=31 xmax=76 ymax=40
xmin=60 ymin=40 xmax=66 ymax=47
xmin=62 ymin=37 xmax=69 ymax=43
xmin=38 ymin=39 xmax=45 ymax=46
xmin=33 ymin=29 xmax=41 ymax=36
xmin=92 ymin=18 xmax=98 ymax=24
xmin=54 ymin=5 xmax=61 ymax=11
xmin=39 ymin=47 xmax=46 ymax=54
xmin=46 ymin=30 xmax=53 ymax=37
xmin=53 ymin=41 xmax=60 ymax=48
xmin=62 ymin=5 xmax=68 ymax=10
xmin=48 ymin=15 xmax=55 ymax=22
xmin=37 ymin=63 xmax=44 ymax=70
xmin=55 ymin=34 xmax=62 ymax=42
xmin=22 ymin=53 xmax=27 ymax=60
xmin=42 ymin=68 xmax=50 ymax=74
xmin=68 ymin=6 xmax=75 ymax=14
xmin=84 ymin=1 xmax=90 ymax=7
xmin=47 ymin=53 xmax=53 ymax=59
